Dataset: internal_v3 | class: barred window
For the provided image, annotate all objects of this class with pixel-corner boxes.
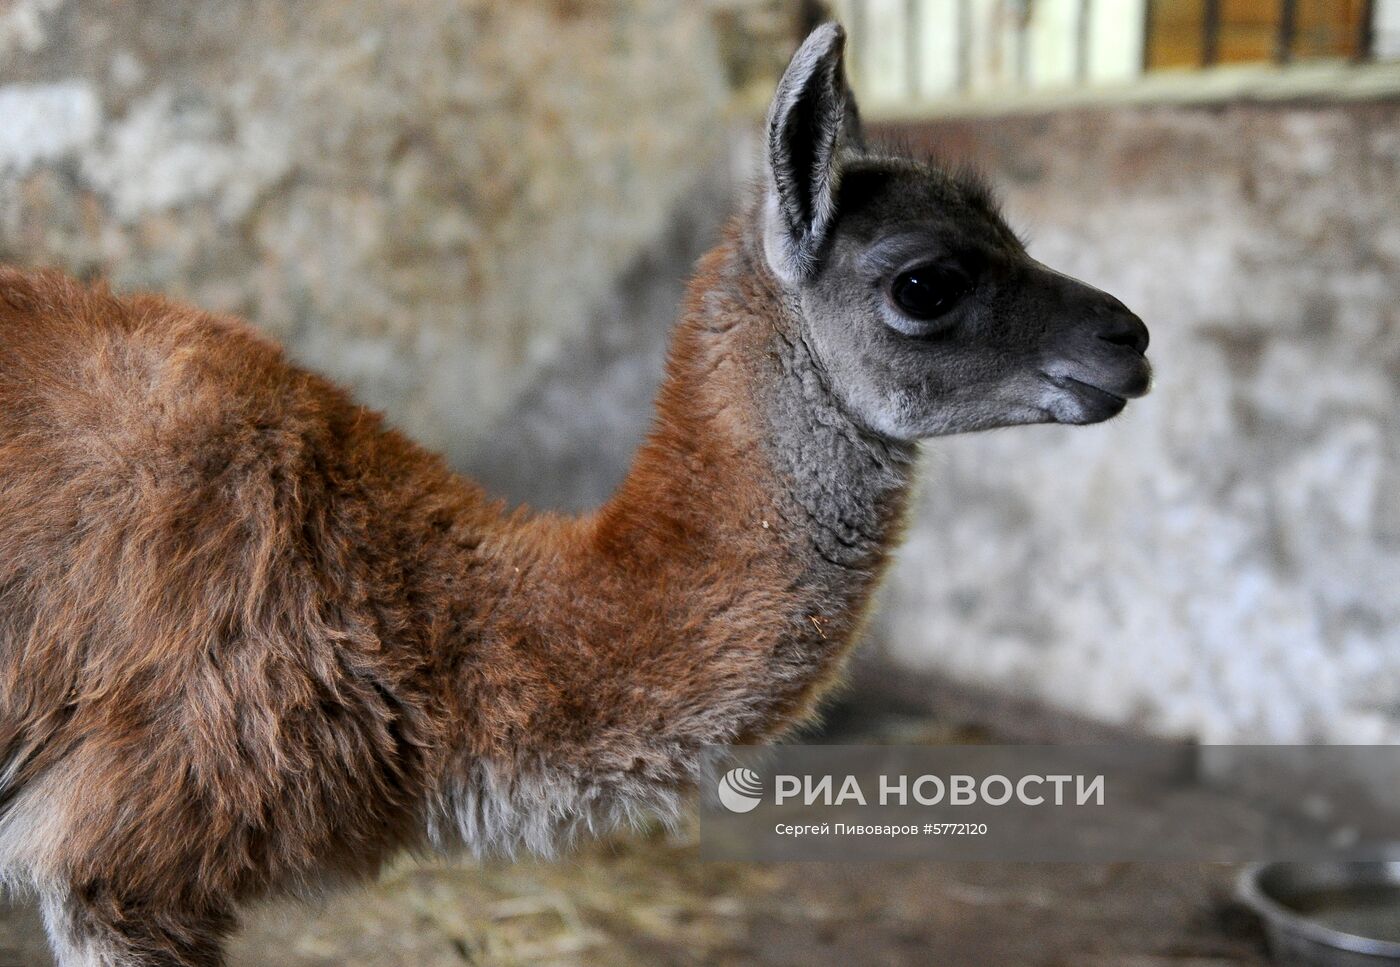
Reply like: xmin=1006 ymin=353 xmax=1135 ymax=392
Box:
xmin=830 ymin=0 xmax=1400 ymax=111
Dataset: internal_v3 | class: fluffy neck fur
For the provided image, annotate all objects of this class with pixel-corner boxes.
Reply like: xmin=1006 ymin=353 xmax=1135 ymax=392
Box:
xmin=611 ymin=208 xmax=915 ymax=569
xmin=428 ymin=211 xmax=916 ymax=854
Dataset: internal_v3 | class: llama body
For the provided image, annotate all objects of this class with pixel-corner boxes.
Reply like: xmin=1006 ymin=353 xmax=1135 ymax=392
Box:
xmin=0 ymin=215 xmax=911 ymax=965
xmin=0 ymin=25 xmax=1149 ymax=966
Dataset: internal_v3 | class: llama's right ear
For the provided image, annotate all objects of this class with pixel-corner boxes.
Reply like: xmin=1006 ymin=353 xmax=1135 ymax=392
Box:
xmin=763 ymin=23 xmax=859 ymax=284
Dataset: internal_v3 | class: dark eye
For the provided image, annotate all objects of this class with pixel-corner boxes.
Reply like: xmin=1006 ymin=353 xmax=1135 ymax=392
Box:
xmin=891 ymin=265 xmax=971 ymax=322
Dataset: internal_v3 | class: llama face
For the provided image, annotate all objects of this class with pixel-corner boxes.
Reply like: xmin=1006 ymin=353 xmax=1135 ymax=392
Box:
xmin=763 ymin=25 xmax=1151 ymax=442
xmin=796 ymin=160 xmax=1152 ymax=440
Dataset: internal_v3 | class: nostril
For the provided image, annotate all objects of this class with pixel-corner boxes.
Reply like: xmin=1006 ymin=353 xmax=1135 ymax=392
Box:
xmin=1096 ymin=312 xmax=1149 ymax=354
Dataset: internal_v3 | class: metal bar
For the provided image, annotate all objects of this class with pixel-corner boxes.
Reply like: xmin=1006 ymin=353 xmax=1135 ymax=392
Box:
xmin=1202 ymin=0 xmax=1223 ymax=67
xmin=957 ymin=0 xmax=972 ymax=93
xmin=995 ymin=1 xmax=1006 ymax=88
xmin=798 ymin=0 xmax=827 ymax=37
xmin=905 ymin=0 xmax=921 ymax=99
xmin=1141 ymin=0 xmax=1157 ymax=71
xmin=1077 ymin=0 xmax=1093 ymax=82
xmin=848 ymin=0 xmax=867 ymax=87
xmin=1276 ymin=0 xmax=1298 ymax=64
xmin=1357 ymin=0 xmax=1376 ymax=62
xmin=1016 ymin=0 xmax=1030 ymax=87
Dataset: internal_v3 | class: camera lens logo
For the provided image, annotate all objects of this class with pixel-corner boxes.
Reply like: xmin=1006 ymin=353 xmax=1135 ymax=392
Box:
xmin=717 ymin=767 xmax=764 ymax=813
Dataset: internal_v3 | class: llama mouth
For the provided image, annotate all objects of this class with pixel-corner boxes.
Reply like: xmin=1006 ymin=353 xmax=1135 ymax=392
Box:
xmin=1053 ymin=375 xmax=1127 ymax=403
xmin=1042 ymin=373 xmax=1132 ymax=424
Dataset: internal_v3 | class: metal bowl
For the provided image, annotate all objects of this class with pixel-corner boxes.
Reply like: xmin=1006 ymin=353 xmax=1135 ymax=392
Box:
xmin=1238 ymin=859 xmax=1400 ymax=966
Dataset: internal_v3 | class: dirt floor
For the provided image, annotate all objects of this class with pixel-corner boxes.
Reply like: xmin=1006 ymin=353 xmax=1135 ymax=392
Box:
xmin=0 ymin=846 xmax=1269 ymax=967
xmin=0 ymin=712 xmax=1274 ymax=967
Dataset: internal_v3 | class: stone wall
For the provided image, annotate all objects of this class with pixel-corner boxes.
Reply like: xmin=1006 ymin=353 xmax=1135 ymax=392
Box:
xmin=0 ymin=0 xmax=746 ymax=466
xmin=871 ymin=101 xmax=1400 ymax=744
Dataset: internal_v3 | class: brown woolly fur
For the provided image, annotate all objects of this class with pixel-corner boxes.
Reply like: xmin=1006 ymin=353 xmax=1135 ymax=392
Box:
xmin=0 ymin=227 xmax=907 ymax=963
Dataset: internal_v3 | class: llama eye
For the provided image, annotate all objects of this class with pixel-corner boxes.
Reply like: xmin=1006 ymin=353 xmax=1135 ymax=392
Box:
xmin=890 ymin=266 xmax=971 ymax=323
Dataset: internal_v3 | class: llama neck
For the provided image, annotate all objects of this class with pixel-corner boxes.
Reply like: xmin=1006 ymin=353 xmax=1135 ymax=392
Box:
xmin=425 ymin=222 xmax=919 ymax=855
xmin=598 ymin=219 xmax=916 ymax=603
xmin=754 ymin=288 xmax=917 ymax=574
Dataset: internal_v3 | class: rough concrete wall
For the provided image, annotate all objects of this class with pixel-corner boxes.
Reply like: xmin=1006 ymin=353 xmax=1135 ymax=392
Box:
xmin=873 ymin=101 xmax=1400 ymax=744
xmin=459 ymin=173 xmax=741 ymax=511
xmin=0 ymin=0 xmax=733 ymax=465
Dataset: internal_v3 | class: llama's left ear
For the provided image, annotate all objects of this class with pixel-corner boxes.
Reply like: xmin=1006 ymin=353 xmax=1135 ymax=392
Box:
xmin=763 ymin=23 xmax=862 ymax=284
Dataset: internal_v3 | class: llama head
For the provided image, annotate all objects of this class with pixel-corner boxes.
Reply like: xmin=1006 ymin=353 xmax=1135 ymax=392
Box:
xmin=761 ymin=24 xmax=1151 ymax=441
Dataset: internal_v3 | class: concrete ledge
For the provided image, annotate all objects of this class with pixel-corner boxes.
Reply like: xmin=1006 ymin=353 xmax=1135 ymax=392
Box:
xmin=837 ymin=656 xmax=1163 ymax=746
xmin=858 ymin=60 xmax=1400 ymax=120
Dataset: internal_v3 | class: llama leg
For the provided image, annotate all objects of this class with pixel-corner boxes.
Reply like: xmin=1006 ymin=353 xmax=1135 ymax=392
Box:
xmin=40 ymin=885 xmax=233 ymax=967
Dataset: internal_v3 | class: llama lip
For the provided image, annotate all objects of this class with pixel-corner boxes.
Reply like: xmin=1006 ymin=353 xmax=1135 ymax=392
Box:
xmin=1045 ymin=354 xmax=1152 ymax=402
xmin=1115 ymin=356 xmax=1154 ymax=399
xmin=1053 ymin=374 xmax=1127 ymax=403
xmin=1042 ymin=373 xmax=1137 ymax=424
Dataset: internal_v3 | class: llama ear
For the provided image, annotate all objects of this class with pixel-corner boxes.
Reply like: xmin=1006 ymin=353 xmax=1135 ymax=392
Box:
xmin=763 ymin=23 xmax=860 ymax=283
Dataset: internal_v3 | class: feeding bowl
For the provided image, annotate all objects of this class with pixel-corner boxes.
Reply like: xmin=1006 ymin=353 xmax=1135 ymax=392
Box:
xmin=1238 ymin=859 xmax=1400 ymax=966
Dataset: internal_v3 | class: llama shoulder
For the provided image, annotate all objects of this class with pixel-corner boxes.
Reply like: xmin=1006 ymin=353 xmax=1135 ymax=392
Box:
xmin=0 ymin=267 xmax=318 ymax=471
xmin=0 ymin=267 xmax=449 ymax=511
xmin=0 ymin=267 xmax=490 ymax=633
xmin=0 ymin=271 xmax=485 ymax=888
